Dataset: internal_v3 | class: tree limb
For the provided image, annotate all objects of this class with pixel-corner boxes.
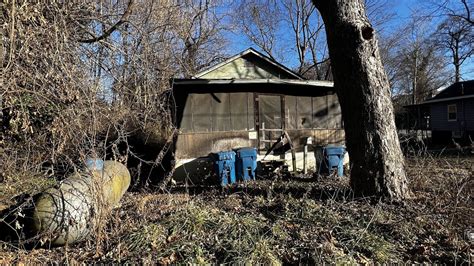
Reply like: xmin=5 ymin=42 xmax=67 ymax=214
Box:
xmin=459 ymin=0 xmax=473 ymax=25
xmin=78 ymin=0 xmax=134 ymax=44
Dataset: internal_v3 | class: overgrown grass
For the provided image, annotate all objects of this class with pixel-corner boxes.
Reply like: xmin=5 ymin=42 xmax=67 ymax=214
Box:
xmin=0 ymin=156 xmax=472 ymax=264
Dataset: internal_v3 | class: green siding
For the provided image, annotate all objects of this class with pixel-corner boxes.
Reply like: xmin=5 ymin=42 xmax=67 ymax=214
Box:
xmin=199 ymin=57 xmax=294 ymax=79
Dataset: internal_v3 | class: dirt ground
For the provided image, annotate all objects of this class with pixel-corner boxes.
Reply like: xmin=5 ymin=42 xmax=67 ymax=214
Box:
xmin=0 ymin=156 xmax=472 ymax=264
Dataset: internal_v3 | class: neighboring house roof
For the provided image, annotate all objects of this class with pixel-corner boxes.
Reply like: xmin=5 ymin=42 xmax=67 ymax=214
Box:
xmin=405 ymin=80 xmax=474 ymax=107
xmin=423 ymin=80 xmax=474 ymax=104
xmin=193 ymin=48 xmax=304 ymax=80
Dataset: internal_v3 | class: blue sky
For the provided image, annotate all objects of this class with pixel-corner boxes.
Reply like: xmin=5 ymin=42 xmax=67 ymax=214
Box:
xmin=224 ymin=0 xmax=473 ymax=81
xmin=394 ymin=0 xmax=415 ymax=20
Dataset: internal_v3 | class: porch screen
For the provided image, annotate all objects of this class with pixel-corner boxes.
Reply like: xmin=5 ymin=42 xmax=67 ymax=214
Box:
xmin=192 ymin=93 xmax=212 ymax=132
xmin=297 ymin=96 xmax=312 ymax=129
xmin=247 ymin=93 xmax=255 ymax=130
xmin=211 ymin=93 xmax=231 ymax=131
xmin=259 ymin=95 xmax=282 ymax=130
xmin=182 ymin=92 xmax=253 ymax=133
xmin=230 ymin=93 xmax=248 ymax=130
xmin=312 ymin=95 xmax=328 ymax=128
xmin=284 ymin=94 xmax=340 ymax=130
xmin=180 ymin=94 xmax=194 ymax=132
xmin=327 ymin=93 xmax=342 ymax=128
xmin=285 ymin=96 xmax=298 ymax=129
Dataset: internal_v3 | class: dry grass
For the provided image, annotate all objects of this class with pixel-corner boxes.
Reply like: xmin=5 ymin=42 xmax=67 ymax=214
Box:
xmin=0 ymin=156 xmax=472 ymax=264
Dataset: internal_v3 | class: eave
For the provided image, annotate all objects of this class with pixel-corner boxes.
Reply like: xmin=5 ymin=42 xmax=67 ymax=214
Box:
xmin=172 ymin=78 xmax=334 ymax=87
xmin=406 ymin=94 xmax=474 ymax=107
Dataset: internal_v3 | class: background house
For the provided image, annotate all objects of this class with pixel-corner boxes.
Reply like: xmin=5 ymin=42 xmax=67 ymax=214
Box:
xmin=393 ymin=94 xmax=430 ymax=131
xmin=171 ymin=48 xmax=344 ymax=178
xmin=407 ymin=80 xmax=474 ymax=144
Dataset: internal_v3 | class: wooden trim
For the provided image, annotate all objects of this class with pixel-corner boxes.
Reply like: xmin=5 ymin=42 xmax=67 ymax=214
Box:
xmin=193 ymin=48 xmax=304 ymax=79
xmin=260 ymin=129 xmax=285 ymax=132
xmin=281 ymin=95 xmax=286 ymax=130
xmin=254 ymin=93 xmax=260 ymax=151
xmin=420 ymin=94 xmax=474 ymax=105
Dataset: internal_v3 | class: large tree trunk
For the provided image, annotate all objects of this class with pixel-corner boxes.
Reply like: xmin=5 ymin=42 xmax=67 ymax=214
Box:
xmin=312 ymin=0 xmax=410 ymax=200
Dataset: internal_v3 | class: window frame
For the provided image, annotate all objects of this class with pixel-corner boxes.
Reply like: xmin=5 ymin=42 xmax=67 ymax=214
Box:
xmin=447 ymin=104 xmax=457 ymax=121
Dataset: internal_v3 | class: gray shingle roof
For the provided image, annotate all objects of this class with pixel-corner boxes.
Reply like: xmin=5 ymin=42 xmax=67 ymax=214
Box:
xmin=429 ymin=80 xmax=474 ymax=100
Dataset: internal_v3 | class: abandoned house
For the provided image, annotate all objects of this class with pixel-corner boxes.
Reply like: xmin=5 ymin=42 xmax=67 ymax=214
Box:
xmin=405 ymin=80 xmax=474 ymax=144
xmin=171 ymin=48 xmax=344 ymax=180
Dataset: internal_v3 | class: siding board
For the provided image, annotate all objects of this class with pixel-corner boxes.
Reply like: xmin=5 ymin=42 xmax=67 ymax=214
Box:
xmin=464 ymin=99 xmax=474 ymax=130
xmin=431 ymin=99 xmax=474 ymax=132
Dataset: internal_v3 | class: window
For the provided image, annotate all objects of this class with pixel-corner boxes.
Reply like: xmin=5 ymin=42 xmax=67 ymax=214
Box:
xmin=447 ymin=104 xmax=457 ymax=121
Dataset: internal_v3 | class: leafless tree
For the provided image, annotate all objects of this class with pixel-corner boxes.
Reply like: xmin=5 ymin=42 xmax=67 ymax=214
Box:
xmin=416 ymin=0 xmax=474 ymax=82
xmin=435 ymin=16 xmax=473 ymax=82
xmin=281 ymin=0 xmax=327 ymax=76
xmin=365 ymin=0 xmax=396 ymax=32
xmin=434 ymin=0 xmax=474 ymax=26
xmin=233 ymin=0 xmax=329 ymax=78
xmin=233 ymin=0 xmax=283 ymax=60
xmin=1 ymin=0 xmax=229 ymax=189
xmin=174 ymin=0 xmax=228 ymax=77
xmin=234 ymin=0 xmax=397 ymax=80
xmin=385 ymin=16 xmax=449 ymax=102
xmin=2 ymin=1 xmax=106 ymax=174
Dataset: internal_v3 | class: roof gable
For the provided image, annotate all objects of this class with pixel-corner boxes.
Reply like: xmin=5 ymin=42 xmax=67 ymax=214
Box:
xmin=194 ymin=48 xmax=303 ymax=80
xmin=423 ymin=80 xmax=474 ymax=103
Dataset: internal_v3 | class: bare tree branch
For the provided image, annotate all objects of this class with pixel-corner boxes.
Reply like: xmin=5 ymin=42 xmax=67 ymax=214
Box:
xmin=78 ymin=0 xmax=134 ymax=44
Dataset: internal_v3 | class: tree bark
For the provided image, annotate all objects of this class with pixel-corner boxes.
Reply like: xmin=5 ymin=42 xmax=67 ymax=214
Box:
xmin=312 ymin=0 xmax=410 ymax=200
xmin=453 ymin=38 xmax=460 ymax=83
